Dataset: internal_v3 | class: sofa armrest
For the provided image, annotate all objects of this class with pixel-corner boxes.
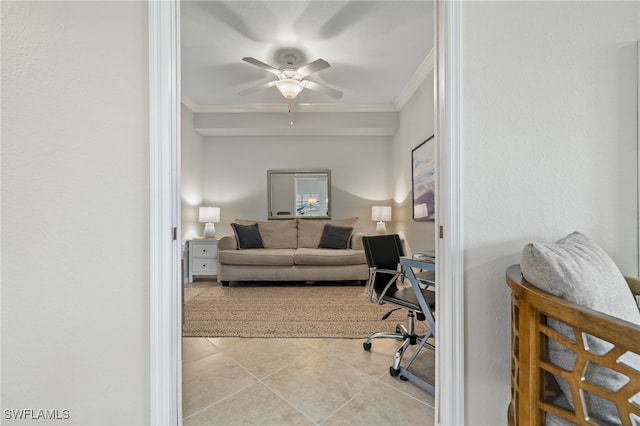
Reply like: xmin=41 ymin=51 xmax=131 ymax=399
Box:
xmin=351 ymin=232 xmax=365 ymax=250
xmin=218 ymin=235 xmax=237 ymax=251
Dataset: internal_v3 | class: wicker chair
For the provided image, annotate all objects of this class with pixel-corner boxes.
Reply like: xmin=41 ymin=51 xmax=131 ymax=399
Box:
xmin=506 ymin=264 xmax=640 ymax=425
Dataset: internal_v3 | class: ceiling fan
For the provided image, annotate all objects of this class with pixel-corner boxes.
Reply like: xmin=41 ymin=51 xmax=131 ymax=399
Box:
xmin=239 ymin=54 xmax=343 ymax=100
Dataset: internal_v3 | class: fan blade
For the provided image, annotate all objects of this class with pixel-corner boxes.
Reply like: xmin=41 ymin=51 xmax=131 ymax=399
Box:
xmin=242 ymin=57 xmax=281 ymax=76
xmin=296 ymin=59 xmax=330 ymax=77
xmin=304 ymin=80 xmax=343 ymax=99
xmin=238 ymin=80 xmax=277 ymax=96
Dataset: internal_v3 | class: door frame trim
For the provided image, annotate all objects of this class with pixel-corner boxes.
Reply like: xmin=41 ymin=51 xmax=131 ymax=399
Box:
xmin=149 ymin=0 xmax=182 ymax=424
xmin=434 ymin=0 xmax=465 ymax=424
xmin=148 ymin=0 xmax=464 ymax=423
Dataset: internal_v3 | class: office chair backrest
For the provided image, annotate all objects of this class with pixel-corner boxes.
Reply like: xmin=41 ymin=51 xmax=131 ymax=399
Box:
xmin=362 ymin=234 xmax=404 ymax=295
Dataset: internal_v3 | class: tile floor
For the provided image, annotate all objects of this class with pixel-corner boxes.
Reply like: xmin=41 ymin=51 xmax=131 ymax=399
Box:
xmin=183 ymin=280 xmax=435 ymax=426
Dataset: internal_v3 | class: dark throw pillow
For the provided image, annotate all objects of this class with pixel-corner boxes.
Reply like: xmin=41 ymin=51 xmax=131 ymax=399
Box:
xmin=231 ymin=223 xmax=264 ymax=249
xmin=318 ymin=224 xmax=353 ymax=249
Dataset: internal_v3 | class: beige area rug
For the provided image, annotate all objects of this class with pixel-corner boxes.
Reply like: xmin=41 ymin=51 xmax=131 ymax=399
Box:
xmin=183 ymin=283 xmax=429 ymax=338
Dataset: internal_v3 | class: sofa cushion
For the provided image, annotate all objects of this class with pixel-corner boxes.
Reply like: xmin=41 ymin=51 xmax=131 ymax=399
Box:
xmin=218 ymin=248 xmax=295 ymax=266
xmin=318 ymin=224 xmax=354 ymax=249
xmin=235 ymin=219 xmax=297 ymax=249
xmin=230 ymin=223 xmax=264 ymax=249
xmin=294 ymin=248 xmax=366 ymax=266
xmin=521 ymin=231 xmax=640 ymax=425
xmin=297 ymin=217 xmax=359 ymax=248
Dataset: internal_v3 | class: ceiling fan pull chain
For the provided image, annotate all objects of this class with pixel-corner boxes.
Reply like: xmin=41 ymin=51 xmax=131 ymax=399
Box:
xmin=288 ymin=101 xmax=294 ymax=126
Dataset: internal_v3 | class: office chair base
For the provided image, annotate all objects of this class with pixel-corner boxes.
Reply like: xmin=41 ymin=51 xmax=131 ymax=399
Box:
xmin=362 ymin=331 xmax=406 ymax=351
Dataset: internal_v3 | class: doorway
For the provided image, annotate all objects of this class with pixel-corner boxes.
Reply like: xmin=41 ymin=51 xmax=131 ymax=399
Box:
xmin=149 ymin=1 xmax=464 ymax=424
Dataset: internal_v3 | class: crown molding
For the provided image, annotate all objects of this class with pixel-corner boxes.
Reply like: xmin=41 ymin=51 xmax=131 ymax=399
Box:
xmin=195 ymin=127 xmax=397 ymax=137
xmin=181 ymin=94 xmax=198 ymax=111
xmin=185 ymin=102 xmax=398 ymax=113
xmin=394 ymin=48 xmax=435 ymax=110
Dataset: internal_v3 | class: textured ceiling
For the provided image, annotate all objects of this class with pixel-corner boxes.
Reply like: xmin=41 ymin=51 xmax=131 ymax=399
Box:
xmin=181 ymin=1 xmax=435 ymax=109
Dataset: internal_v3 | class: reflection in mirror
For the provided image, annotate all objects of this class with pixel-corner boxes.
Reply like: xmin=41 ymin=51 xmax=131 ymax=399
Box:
xmin=268 ymin=169 xmax=331 ymax=219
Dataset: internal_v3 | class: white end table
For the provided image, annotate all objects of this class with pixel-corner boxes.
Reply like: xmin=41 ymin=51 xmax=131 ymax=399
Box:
xmin=188 ymin=238 xmax=218 ymax=282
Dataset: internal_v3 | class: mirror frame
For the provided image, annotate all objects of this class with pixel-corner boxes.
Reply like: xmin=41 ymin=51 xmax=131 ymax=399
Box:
xmin=267 ymin=169 xmax=332 ymax=220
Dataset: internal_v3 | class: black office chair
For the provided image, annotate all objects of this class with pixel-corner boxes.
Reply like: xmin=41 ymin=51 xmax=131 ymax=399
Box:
xmin=362 ymin=234 xmax=436 ymax=378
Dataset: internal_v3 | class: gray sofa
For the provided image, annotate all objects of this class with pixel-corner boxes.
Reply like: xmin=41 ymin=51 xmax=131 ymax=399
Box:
xmin=217 ymin=217 xmax=369 ymax=285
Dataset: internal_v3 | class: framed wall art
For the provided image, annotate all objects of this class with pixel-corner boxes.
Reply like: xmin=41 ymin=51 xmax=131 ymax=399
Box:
xmin=411 ymin=135 xmax=435 ymax=221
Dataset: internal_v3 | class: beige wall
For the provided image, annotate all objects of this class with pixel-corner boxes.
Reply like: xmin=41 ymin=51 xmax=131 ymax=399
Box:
xmin=461 ymin=1 xmax=639 ymax=423
xmin=180 ymin=73 xmax=436 ymax=250
xmin=181 ymin=105 xmax=205 ymax=243
xmin=199 ymin=135 xmax=394 ymax=237
xmin=1 ymin=2 xmax=149 ymax=424
xmin=392 ymin=72 xmax=436 ymax=254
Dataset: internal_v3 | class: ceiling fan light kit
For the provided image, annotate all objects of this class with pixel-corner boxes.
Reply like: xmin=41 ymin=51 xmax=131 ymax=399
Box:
xmin=276 ymin=78 xmax=304 ymax=99
xmin=240 ymin=54 xmax=343 ymax=101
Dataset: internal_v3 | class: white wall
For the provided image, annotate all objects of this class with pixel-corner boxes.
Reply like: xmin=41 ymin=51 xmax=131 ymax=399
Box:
xmin=392 ymin=72 xmax=436 ymax=254
xmin=199 ymin=135 xmax=393 ymax=236
xmin=1 ymin=2 xmax=149 ymax=424
xmin=181 ymin=105 xmax=205 ymax=243
xmin=461 ymin=1 xmax=639 ymax=423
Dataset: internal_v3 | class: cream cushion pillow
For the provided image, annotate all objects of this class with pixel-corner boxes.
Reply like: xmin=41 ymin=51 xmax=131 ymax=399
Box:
xmin=297 ymin=217 xmax=358 ymax=248
xmin=234 ymin=219 xmax=297 ymax=249
xmin=521 ymin=232 xmax=640 ymax=425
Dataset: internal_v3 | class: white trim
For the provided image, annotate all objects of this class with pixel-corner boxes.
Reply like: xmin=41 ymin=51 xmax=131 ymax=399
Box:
xmin=181 ymin=94 xmax=198 ymax=113
xmin=187 ymin=102 xmax=399 ymax=113
xmin=149 ymin=0 xmax=182 ymax=424
xmin=435 ymin=0 xmax=464 ymax=425
xmin=395 ymin=49 xmax=435 ymax=110
xmin=195 ymin=128 xmax=397 ymax=137
xmin=152 ymin=1 xmax=462 ymax=424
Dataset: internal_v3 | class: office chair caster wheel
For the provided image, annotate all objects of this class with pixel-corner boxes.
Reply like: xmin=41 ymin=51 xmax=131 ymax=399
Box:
xmin=363 ymin=342 xmax=372 ymax=351
xmin=389 ymin=367 xmax=400 ymax=377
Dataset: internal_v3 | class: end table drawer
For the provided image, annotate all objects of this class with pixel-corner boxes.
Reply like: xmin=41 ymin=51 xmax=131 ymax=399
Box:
xmin=188 ymin=239 xmax=218 ymax=281
xmin=191 ymin=259 xmax=217 ymax=273
xmin=191 ymin=242 xmax=218 ymax=258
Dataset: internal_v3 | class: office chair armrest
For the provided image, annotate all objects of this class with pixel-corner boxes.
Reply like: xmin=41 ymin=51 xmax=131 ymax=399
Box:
xmin=376 ymin=268 xmax=403 ymax=275
xmin=368 ymin=269 xmax=403 ymax=304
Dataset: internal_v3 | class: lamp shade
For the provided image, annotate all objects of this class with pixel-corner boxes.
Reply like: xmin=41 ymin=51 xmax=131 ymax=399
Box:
xmin=371 ymin=206 xmax=392 ymax=222
xmin=199 ymin=206 xmax=220 ymax=223
xmin=276 ymin=78 xmax=304 ymax=99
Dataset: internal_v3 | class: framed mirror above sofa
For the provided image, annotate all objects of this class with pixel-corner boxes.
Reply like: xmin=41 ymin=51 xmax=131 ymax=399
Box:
xmin=268 ymin=169 xmax=331 ymax=219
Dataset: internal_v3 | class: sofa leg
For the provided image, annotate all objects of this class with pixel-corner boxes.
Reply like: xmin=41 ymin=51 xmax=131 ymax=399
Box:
xmin=221 ymin=281 xmax=230 ymax=286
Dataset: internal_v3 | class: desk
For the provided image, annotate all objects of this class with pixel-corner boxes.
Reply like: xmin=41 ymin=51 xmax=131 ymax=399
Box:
xmin=398 ymin=255 xmax=436 ymax=395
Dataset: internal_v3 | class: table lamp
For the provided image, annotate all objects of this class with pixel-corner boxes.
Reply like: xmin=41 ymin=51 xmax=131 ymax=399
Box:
xmin=371 ymin=206 xmax=392 ymax=234
xmin=199 ymin=206 xmax=220 ymax=238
